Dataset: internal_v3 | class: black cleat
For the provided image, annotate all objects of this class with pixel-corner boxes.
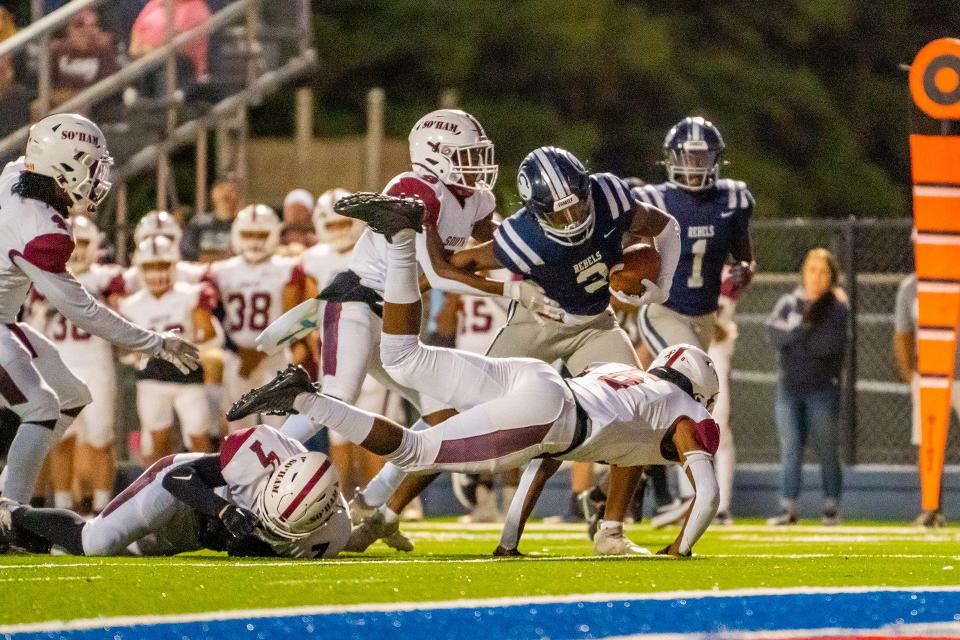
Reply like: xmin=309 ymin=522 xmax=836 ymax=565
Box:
xmin=227 ymin=364 xmax=317 ymax=421
xmin=333 ymin=192 xmax=424 ymax=241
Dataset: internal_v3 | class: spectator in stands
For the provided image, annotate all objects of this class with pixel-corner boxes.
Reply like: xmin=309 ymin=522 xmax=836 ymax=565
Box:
xmin=0 ymin=7 xmax=15 ymax=43
xmin=0 ymin=55 xmax=31 ymax=139
xmin=893 ymin=273 xmax=959 ymax=528
xmin=280 ymin=188 xmax=316 ymax=249
xmin=45 ymin=9 xmax=118 ymax=112
xmin=181 ymin=176 xmax=241 ymax=262
xmin=129 ymin=0 xmax=211 ymax=82
xmin=766 ymin=248 xmax=849 ymax=526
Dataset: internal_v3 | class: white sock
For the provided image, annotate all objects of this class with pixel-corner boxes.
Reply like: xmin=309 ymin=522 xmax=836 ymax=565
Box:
xmin=676 ymin=465 xmax=695 ymax=500
xmin=383 ymin=230 xmax=420 ymax=305
xmin=715 ymin=436 xmax=735 ymax=514
xmin=379 ymin=505 xmax=399 ymax=524
xmin=279 ymin=413 xmax=321 ymax=443
xmin=93 ymin=489 xmax=112 ymax=513
xmin=361 ymin=418 xmax=429 ymax=505
xmin=292 ymin=393 xmax=375 ymax=445
xmin=54 ymin=491 xmax=73 ymax=510
xmin=2 ymin=422 xmax=58 ymax=503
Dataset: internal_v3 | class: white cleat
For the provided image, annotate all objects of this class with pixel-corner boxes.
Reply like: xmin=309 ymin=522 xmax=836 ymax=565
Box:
xmin=593 ymin=523 xmax=651 ymax=556
xmin=458 ymin=485 xmax=501 ymax=524
xmin=348 ymin=493 xmax=377 ymax=526
xmin=344 ymin=510 xmax=414 ymax=553
xmin=0 ymin=497 xmax=19 ymax=551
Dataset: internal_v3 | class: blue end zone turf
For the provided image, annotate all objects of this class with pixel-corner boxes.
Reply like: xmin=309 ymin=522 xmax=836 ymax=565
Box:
xmin=7 ymin=588 xmax=960 ymax=640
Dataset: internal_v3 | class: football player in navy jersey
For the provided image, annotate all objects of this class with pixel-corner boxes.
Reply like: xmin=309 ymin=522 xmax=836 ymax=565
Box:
xmin=630 ymin=116 xmax=755 ymax=527
xmin=345 ymin=146 xmax=684 ymax=555
xmin=633 ymin=116 xmax=755 ymax=356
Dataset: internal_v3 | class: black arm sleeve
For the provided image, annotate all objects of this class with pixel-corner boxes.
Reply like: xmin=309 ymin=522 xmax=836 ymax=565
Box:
xmin=161 ymin=454 xmax=231 ymax=518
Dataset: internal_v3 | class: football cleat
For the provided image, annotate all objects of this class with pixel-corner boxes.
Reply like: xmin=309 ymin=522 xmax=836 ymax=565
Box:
xmin=713 ymin=511 xmax=734 ymax=526
xmin=593 ymin=523 xmax=651 ymax=556
xmin=343 ymin=510 xmax=414 ymax=553
xmin=766 ymin=509 xmax=798 ymax=526
xmin=333 ymin=193 xmax=424 ymax=242
xmin=0 ymin=497 xmax=16 ymax=552
xmin=821 ymin=508 xmax=841 ymax=527
xmin=227 ymin=365 xmax=317 ymax=421
xmin=913 ymin=509 xmax=946 ymax=529
xmin=348 ymin=493 xmax=377 ymax=526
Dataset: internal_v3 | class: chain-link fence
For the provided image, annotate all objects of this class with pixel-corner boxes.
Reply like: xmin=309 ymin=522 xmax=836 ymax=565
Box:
xmin=732 ymin=217 xmax=960 ymax=466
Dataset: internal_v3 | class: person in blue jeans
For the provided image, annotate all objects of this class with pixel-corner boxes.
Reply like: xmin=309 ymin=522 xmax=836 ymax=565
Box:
xmin=766 ymin=248 xmax=849 ymax=526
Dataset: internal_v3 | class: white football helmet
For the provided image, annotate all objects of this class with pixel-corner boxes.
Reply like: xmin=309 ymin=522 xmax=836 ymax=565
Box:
xmin=67 ymin=215 xmax=101 ymax=274
xmin=408 ymin=109 xmax=497 ymax=191
xmin=231 ymin=204 xmax=280 ymax=263
xmin=648 ymin=344 xmax=720 ymax=411
xmin=313 ymin=188 xmax=360 ymax=251
xmin=256 ymin=452 xmax=349 ymax=558
xmin=25 ymin=113 xmax=113 ymax=215
xmin=133 ymin=235 xmax=179 ymax=295
xmin=135 ymin=210 xmax=183 ymax=246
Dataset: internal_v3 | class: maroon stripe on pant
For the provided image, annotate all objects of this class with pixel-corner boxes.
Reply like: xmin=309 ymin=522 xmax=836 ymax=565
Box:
xmin=434 ymin=423 xmax=553 ymax=464
xmin=100 ymin=455 xmax=177 ymax=518
xmin=0 ymin=365 xmax=27 ymax=405
xmin=321 ymin=302 xmax=342 ymax=377
xmin=6 ymin=324 xmax=38 ymax=358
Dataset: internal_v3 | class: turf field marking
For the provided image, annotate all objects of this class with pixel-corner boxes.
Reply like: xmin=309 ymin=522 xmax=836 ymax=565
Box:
xmin=3 ymin=585 xmax=960 ymax=635
xmin=0 ymin=575 xmax=101 ymax=583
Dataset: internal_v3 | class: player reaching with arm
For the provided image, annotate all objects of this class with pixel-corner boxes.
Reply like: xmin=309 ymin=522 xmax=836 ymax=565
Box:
xmin=341 ymin=146 xmax=682 ymax=553
xmin=228 ymin=196 xmax=720 ymax=557
xmin=0 ymin=114 xmax=199 ymax=505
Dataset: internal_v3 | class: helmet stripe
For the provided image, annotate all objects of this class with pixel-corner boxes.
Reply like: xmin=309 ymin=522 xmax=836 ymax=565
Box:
xmin=532 ymin=148 xmax=568 ymax=201
xmin=665 ymin=346 xmax=687 ymax=368
xmin=280 ymin=458 xmax=331 ymax=520
xmin=691 ymin=120 xmax=701 ymax=141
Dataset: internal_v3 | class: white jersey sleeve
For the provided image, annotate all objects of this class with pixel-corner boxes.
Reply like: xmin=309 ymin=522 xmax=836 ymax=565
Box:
xmin=218 ymin=425 xmax=307 ymax=511
xmin=564 ymin=363 xmax=718 ymax=467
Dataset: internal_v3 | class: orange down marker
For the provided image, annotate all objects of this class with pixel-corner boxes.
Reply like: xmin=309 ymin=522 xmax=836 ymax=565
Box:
xmin=908 ymin=38 xmax=960 ymax=511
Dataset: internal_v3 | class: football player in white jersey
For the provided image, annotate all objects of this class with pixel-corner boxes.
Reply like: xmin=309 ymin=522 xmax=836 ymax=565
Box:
xmin=118 ymin=210 xmax=207 ymax=293
xmin=231 ymin=207 xmax=721 ymax=557
xmin=0 ymin=114 xmax=200 ymax=505
xmin=118 ymin=237 xmax=219 ymax=461
xmin=259 ymin=111 xmax=559 ymax=531
xmin=27 ymin=215 xmax=122 ymax=513
xmin=206 ymin=204 xmax=316 ymax=430
xmin=1 ymin=426 xmax=350 ymax=559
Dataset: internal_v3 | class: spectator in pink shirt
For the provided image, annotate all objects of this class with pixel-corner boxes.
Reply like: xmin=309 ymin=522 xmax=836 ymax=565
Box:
xmin=129 ymin=0 xmax=211 ymax=80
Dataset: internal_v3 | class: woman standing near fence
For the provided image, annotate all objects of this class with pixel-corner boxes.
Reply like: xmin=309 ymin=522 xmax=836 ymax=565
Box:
xmin=766 ymin=248 xmax=849 ymax=525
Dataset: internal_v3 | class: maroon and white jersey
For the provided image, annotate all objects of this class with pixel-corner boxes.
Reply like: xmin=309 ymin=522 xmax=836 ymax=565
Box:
xmin=456 ymin=295 xmax=509 ymax=355
xmin=118 ymin=281 xmax=212 ymax=338
xmin=0 ymin=159 xmax=76 ymax=324
xmin=349 ymin=168 xmax=495 ymax=293
xmin=218 ymin=425 xmax=306 ymax=512
xmin=563 ymin=363 xmax=719 ymax=467
xmin=28 ymin=263 xmax=122 ymax=364
xmin=206 ymin=255 xmax=305 ymax=349
xmin=301 ymin=242 xmax=352 ymax=289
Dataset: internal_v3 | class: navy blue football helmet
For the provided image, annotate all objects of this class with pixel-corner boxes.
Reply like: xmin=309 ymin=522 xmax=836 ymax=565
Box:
xmin=662 ymin=116 xmax=726 ymax=191
xmin=517 ymin=146 xmax=593 ymax=246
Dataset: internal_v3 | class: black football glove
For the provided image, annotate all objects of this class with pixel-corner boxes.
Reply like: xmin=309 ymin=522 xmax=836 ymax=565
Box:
xmin=218 ymin=504 xmax=259 ymax=539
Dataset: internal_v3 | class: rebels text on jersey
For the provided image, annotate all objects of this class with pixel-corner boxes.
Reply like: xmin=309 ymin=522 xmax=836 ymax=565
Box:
xmin=0 ymin=159 xmax=76 ymax=323
xmin=563 ymin=363 xmax=720 ymax=467
xmin=349 ymin=168 xmax=495 ymax=293
xmin=205 ymin=255 xmax=306 ymax=349
xmin=218 ymin=425 xmax=309 ymax=512
xmin=634 ymin=179 xmax=753 ymax=316
xmin=493 ymin=173 xmax=636 ymax=318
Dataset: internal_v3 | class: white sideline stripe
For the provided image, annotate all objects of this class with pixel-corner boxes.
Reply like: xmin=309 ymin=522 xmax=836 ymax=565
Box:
xmin=0 ymin=575 xmax=102 ymax=583
xmin=4 ymin=585 xmax=960 ymax=635
xmin=606 ymin=621 xmax=960 ymax=640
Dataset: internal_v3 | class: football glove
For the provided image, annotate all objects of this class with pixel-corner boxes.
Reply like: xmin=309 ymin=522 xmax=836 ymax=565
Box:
xmin=504 ymin=280 xmax=563 ymax=322
xmin=154 ymin=330 xmax=201 ymax=375
xmin=218 ymin=504 xmax=259 ymax=539
xmin=611 ymin=278 xmax=666 ymax=308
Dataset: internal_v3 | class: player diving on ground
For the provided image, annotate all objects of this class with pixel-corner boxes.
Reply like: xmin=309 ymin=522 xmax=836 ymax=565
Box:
xmin=228 ymin=195 xmax=721 ymax=557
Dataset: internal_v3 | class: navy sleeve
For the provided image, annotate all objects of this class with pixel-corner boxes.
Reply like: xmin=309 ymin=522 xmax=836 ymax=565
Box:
xmin=492 ymin=215 xmax=545 ymax=275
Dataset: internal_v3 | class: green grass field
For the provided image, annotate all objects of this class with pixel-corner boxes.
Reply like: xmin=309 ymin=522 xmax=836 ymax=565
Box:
xmin=2 ymin=520 xmax=958 ymax=628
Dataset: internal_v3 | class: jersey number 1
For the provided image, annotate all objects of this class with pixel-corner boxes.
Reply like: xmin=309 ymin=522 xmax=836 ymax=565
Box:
xmin=687 ymin=238 xmax=707 ymax=289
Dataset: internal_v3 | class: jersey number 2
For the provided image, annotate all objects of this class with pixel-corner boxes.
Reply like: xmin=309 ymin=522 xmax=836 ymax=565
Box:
xmin=577 ymin=262 xmax=609 ymax=294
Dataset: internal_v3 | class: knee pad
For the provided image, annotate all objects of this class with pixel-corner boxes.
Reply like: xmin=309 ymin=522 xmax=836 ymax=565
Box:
xmin=16 ymin=386 xmax=61 ymax=425
xmin=379 ymin=333 xmax=421 ymax=370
